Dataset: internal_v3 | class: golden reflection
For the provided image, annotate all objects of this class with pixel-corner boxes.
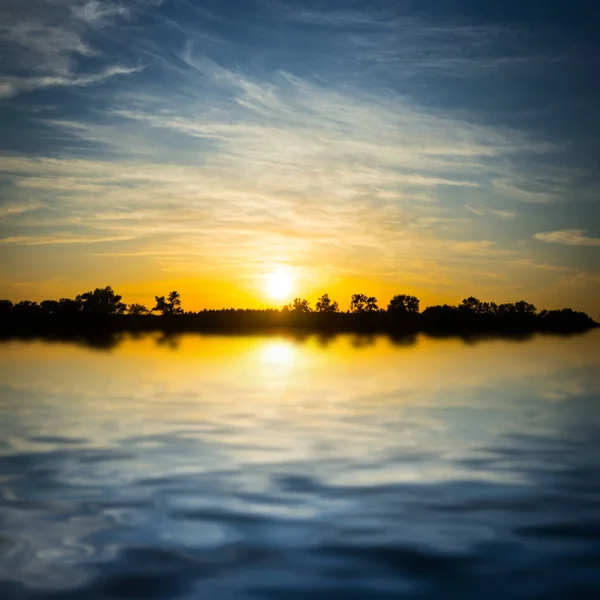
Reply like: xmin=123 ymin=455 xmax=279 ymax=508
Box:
xmin=260 ymin=339 xmax=296 ymax=367
xmin=1 ymin=331 xmax=599 ymax=457
xmin=2 ymin=332 xmax=599 ymax=414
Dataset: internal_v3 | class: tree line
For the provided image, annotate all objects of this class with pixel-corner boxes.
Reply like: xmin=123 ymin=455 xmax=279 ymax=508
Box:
xmin=0 ymin=288 xmax=422 ymax=316
xmin=0 ymin=287 xmax=183 ymax=317
xmin=0 ymin=286 xmax=596 ymax=335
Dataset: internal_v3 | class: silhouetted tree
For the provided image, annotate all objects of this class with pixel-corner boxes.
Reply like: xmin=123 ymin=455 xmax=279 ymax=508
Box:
xmin=0 ymin=299 xmax=13 ymax=318
xmin=515 ymin=300 xmax=537 ymax=315
xmin=153 ymin=291 xmax=183 ymax=315
xmin=350 ymin=293 xmax=378 ymax=313
xmin=459 ymin=297 xmax=498 ymax=315
xmin=128 ymin=303 xmax=149 ymax=315
xmin=12 ymin=301 xmax=40 ymax=316
xmin=538 ymin=308 xmax=593 ymax=330
xmin=58 ymin=297 xmax=83 ymax=316
xmin=286 ymin=298 xmax=312 ymax=313
xmin=76 ymin=286 xmax=126 ymax=315
xmin=315 ymin=293 xmax=339 ymax=313
xmin=420 ymin=304 xmax=459 ymax=330
xmin=422 ymin=304 xmax=458 ymax=315
xmin=387 ymin=294 xmax=420 ymax=313
xmin=40 ymin=300 xmax=60 ymax=315
xmin=496 ymin=303 xmax=516 ymax=315
xmin=460 ymin=297 xmax=483 ymax=314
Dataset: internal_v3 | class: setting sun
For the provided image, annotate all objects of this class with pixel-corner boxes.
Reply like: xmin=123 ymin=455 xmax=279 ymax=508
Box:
xmin=265 ymin=268 xmax=294 ymax=301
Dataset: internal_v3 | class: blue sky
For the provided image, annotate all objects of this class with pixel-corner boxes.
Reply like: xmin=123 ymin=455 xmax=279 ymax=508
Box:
xmin=0 ymin=0 xmax=599 ymax=311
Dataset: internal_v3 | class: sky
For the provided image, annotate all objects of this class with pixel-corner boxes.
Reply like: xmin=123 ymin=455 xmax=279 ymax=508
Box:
xmin=0 ymin=0 xmax=599 ymax=313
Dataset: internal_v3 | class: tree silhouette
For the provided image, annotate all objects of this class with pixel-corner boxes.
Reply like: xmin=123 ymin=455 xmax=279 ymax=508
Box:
xmin=0 ymin=299 xmax=13 ymax=318
xmin=515 ymin=300 xmax=537 ymax=315
xmin=13 ymin=301 xmax=41 ymax=316
xmin=285 ymin=297 xmax=312 ymax=313
xmin=350 ymin=293 xmax=378 ymax=313
xmin=128 ymin=303 xmax=149 ymax=315
xmin=315 ymin=293 xmax=339 ymax=313
xmin=459 ymin=297 xmax=496 ymax=315
xmin=153 ymin=291 xmax=183 ymax=315
xmin=76 ymin=286 xmax=126 ymax=315
xmin=387 ymin=294 xmax=420 ymax=313
xmin=40 ymin=300 xmax=60 ymax=315
xmin=58 ymin=297 xmax=83 ymax=316
xmin=496 ymin=303 xmax=515 ymax=315
xmin=460 ymin=297 xmax=483 ymax=313
xmin=422 ymin=304 xmax=458 ymax=317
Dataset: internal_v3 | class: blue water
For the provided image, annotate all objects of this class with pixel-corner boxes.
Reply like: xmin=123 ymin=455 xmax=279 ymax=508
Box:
xmin=0 ymin=332 xmax=599 ymax=599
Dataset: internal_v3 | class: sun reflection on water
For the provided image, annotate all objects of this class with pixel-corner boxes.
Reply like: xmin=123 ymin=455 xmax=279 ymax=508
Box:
xmin=260 ymin=339 xmax=296 ymax=367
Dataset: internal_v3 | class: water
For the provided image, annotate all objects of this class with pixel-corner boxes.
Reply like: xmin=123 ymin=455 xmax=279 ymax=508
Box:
xmin=0 ymin=331 xmax=599 ymax=599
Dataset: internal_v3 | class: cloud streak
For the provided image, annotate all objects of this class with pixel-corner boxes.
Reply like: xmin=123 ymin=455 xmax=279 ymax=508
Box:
xmin=465 ymin=205 xmax=517 ymax=219
xmin=0 ymin=234 xmax=136 ymax=246
xmin=0 ymin=65 xmax=143 ymax=99
xmin=534 ymin=229 xmax=600 ymax=247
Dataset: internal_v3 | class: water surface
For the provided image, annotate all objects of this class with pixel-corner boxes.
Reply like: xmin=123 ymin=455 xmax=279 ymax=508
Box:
xmin=1 ymin=332 xmax=599 ymax=599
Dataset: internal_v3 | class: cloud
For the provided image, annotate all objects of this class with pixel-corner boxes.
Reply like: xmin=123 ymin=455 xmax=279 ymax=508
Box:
xmin=73 ymin=1 xmax=130 ymax=26
xmin=452 ymin=240 xmax=517 ymax=257
xmin=0 ymin=203 xmax=45 ymax=219
xmin=0 ymin=65 xmax=143 ymax=99
xmin=0 ymin=0 xmax=141 ymax=99
xmin=0 ymin=234 xmax=136 ymax=246
xmin=0 ymin=1 xmax=93 ymax=75
xmin=510 ymin=258 xmax=576 ymax=273
xmin=103 ymin=59 xmax=532 ymax=199
xmin=491 ymin=176 xmax=566 ymax=205
xmin=465 ymin=205 xmax=517 ymax=219
xmin=273 ymin=1 xmax=555 ymax=81
xmin=0 ymin=52 xmax=559 ymax=295
xmin=534 ymin=229 xmax=600 ymax=247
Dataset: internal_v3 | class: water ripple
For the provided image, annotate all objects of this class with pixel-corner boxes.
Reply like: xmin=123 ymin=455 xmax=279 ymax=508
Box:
xmin=1 ymin=333 xmax=599 ymax=598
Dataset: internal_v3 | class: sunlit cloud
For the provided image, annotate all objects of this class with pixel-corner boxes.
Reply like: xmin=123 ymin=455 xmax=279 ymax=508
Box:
xmin=0 ymin=234 xmax=137 ymax=246
xmin=534 ymin=229 xmax=600 ymax=247
xmin=465 ymin=205 xmax=517 ymax=220
xmin=509 ymin=258 xmax=576 ymax=274
xmin=0 ymin=203 xmax=45 ymax=219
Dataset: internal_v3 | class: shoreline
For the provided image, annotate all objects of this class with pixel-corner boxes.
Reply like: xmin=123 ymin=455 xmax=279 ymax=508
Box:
xmin=2 ymin=312 xmax=597 ymax=344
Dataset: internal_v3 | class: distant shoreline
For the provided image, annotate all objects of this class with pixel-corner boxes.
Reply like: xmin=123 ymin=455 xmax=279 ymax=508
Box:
xmin=2 ymin=311 xmax=597 ymax=339
xmin=2 ymin=288 xmax=597 ymax=344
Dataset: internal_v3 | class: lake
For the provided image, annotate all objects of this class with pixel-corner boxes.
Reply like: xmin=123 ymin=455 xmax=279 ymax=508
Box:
xmin=1 ymin=331 xmax=599 ymax=599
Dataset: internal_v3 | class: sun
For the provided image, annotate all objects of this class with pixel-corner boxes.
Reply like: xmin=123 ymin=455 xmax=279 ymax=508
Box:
xmin=265 ymin=268 xmax=294 ymax=301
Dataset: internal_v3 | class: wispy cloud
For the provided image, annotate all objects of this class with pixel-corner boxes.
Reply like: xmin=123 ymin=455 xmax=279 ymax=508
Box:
xmin=465 ymin=205 xmax=517 ymax=219
xmin=0 ymin=202 xmax=45 ymax=219
xmin=534 ymin=229 xmax=600 ymax=247
xmin=0 ymin=1 xmax=93 ymax=75
xmin=0 ymin=51 xmax=580 ymax=303
xmin=0 ymin=0 xmax=142 ymax=99
xmin=73 ymin=1 xmax=131 ymax=26
xmin=273 ymin=0 xmax=556 ymax=81
xmin=0 ymin=65 xmax=143 ymax=99
xmin=0 ymin=234 xmax=136 ymax=246
xmin=510 ymin=258 xmax=576 ymax=273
